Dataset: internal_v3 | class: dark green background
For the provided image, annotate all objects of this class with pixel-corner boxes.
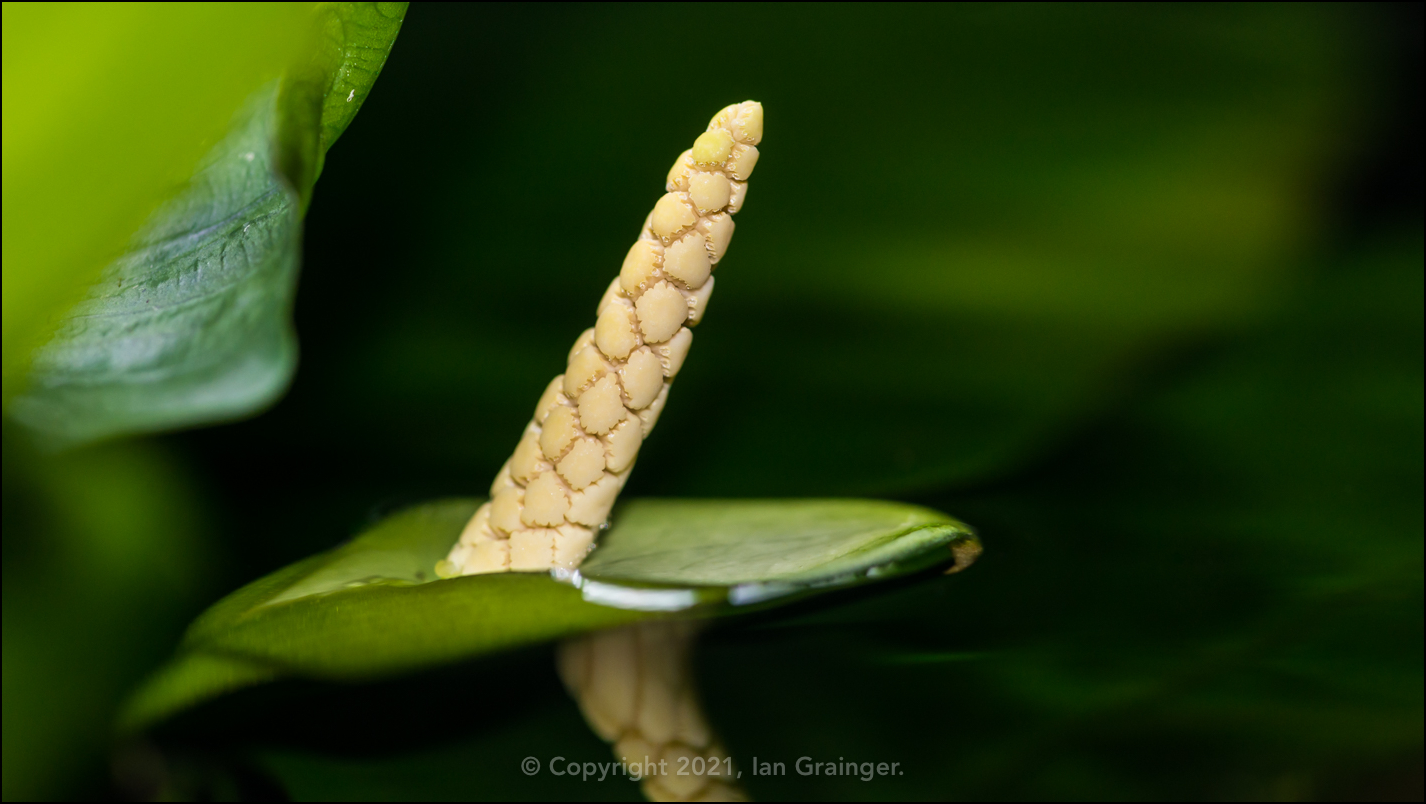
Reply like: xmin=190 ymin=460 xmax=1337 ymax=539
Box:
xmin=4 ymin=4 xmax=1421 ymax=800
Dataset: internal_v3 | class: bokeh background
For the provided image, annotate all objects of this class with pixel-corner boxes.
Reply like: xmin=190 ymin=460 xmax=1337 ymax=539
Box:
xmin=4 ymin=4 xmax=1421 ymax=800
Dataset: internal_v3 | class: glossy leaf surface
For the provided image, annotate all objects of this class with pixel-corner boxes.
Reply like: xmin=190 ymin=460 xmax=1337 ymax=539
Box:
xmin=121 ymin=498 xmax=975 ymax=731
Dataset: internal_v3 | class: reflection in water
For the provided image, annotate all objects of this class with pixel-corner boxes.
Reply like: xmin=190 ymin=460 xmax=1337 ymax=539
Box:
xmin=558 ymin=621 xmax=746 ymax=802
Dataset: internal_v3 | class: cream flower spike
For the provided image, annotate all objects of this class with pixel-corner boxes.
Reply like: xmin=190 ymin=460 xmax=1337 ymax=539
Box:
xmin=438 ymin=101 xmax=763 ymax=577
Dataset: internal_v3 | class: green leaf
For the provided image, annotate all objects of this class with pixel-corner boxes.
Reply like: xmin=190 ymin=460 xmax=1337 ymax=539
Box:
xmin=578 ymin=498 xmax=978 ymax=589
xmin=9 ymin=84 xmax=301 ymax=446
xmin=278 ymin=2 xmax=411 ymax=211
xmin=8 ymin=3 xmax=408 ymax=449
xmin=119 ymin=498 xmax=976 ymax=732
xmin=113 ymin=653 xmax=281 ymax=743
xmin=1 ymin=3 xmax=311 ymax=405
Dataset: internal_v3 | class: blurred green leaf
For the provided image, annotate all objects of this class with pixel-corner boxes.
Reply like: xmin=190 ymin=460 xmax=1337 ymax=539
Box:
xmin=9 ymin=83 xmax=301 ymax=448
xmin=1 ymin=3 xmax=311 ymax=404
xmin=121 ymin=497 xmax=975 ymax=731
xmin=2 ymin=434 xmax=213 ymax=800
xmin=8 ymin=3 xmax=408 ymax=448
